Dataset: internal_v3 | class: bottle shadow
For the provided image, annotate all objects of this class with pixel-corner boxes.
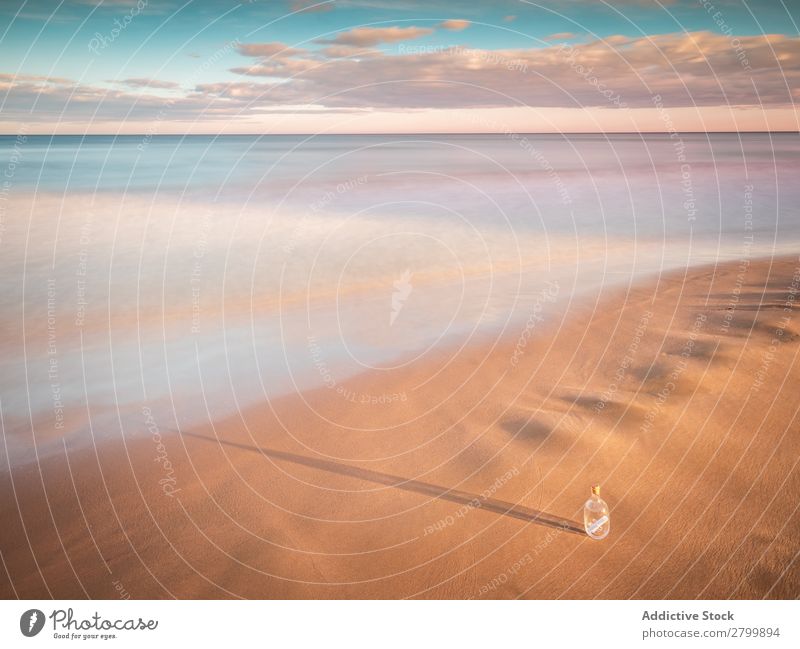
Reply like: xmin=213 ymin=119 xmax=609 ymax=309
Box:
xmin=182 ymin=431 xmax=586 ymax=536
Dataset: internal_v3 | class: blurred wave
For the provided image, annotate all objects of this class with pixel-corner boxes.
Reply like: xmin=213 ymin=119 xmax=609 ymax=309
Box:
xmin=1 ymin=133 xmax=797 ymax=461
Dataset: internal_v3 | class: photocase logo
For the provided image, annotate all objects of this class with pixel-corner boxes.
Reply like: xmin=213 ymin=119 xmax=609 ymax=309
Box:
xmin=390 ymin=269 xmax=413 ymax=326
xmin=20 ymin=609 xmax=45 ymax=637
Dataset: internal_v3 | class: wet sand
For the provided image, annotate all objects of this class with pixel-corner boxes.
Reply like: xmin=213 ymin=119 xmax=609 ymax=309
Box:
xmin=2 ymin=256 xmax=799 ymax=599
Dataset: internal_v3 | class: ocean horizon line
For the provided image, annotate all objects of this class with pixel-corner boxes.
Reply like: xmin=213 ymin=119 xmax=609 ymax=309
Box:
xmin=1 ymin=130 xmax=798 ymax=137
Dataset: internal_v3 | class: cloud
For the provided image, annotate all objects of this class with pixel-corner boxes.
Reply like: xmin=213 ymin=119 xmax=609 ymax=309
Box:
xmin=546 ymin=32 xmax=576 ymax=41
xmin=2 ymin=31 xmax=798 ymax=125
xmin=0 ymin=73 xmax=72 ymax=85
xmin=116 ymin=78 xmax=180 ymax=89
xmin=0 ymin=76 xmax=197 ymax=121
xmin=233 ymin=41 xmax=318 ymax=77
xmin=319 ymin=44 xmax=381 ymax=59
xmin=319 ymin=25 xmax=434 ymax=47
xmin=440 ymin=19 xmax=470 ymax=31
xmin=237 ymin=42 xmax=308 ymax=59
xmin=218 ymin=31 xmax=799 ymax=111
xmin=230 ymin=57 xmax=319 ymax=77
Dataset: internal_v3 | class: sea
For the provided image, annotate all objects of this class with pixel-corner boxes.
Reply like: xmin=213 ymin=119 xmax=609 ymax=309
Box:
xmin=1 ymin=133 xmax=797 ymax=459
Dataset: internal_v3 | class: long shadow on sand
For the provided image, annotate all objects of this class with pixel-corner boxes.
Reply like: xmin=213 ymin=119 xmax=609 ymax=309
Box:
xmin=182 ymin=431 xmax=586 ymax=536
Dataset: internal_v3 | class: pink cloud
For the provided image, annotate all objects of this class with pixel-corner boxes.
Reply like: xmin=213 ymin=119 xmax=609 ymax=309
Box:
xmin=320 ymin=26 xmax=434 ymax=47
xmin=0 ymin=73 xmax=72 ymax=85
xmin=440 ymin=20 xmax=470 ymax=32
xmin=231 ymin=57 xmax=319 ymax=78
xmin=237 ymin=42 xmax=308 ymax=59
xmin=319 ymin=44 xmax=381 ymax=59
xmin=219 ymin=31 xmax=799 ymax=110
xmin=2 ymin=31 xmax=798 ymax=131
xmin=545 ymin=32 xmax=576 ymax=41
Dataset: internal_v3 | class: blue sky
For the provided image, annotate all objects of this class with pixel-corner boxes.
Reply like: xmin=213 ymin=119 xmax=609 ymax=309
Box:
xmin=1 ymin=0 xmax=798 ymax=132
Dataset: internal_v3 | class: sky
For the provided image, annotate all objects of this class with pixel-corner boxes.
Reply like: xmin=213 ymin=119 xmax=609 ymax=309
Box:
xmin=0 ymin=0 xmax=798 ymax=133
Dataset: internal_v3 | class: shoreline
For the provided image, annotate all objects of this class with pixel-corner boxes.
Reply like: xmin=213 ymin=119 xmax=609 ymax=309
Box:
xmin=2 ymin=254 xmax=800 ymax=599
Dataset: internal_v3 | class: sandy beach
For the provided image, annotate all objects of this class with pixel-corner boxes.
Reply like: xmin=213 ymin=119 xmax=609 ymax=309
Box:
xmin=2 ymin=255 xmax=799 ymax=599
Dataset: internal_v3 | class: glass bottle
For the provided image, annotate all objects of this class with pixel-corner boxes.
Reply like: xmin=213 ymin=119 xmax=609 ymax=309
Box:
xmin=584 ymin=485 xmax=610 ymax=540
